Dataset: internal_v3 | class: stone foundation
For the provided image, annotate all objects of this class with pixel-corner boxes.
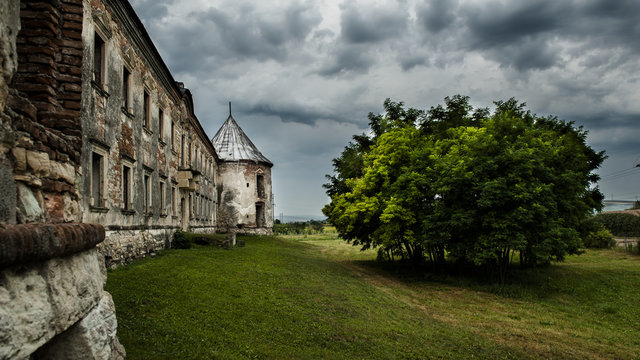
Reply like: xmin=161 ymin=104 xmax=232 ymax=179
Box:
xmin=0 ymin=223 xmax=125 ymax=359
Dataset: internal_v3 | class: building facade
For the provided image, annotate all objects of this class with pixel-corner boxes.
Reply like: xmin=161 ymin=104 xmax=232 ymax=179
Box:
xmin=0 ymin=0 xmax=272 ymax=357
xmin=212 ymin=109 xmax=274 ymax=235
xmin=80 ymin=0 xmax=219 ymax=265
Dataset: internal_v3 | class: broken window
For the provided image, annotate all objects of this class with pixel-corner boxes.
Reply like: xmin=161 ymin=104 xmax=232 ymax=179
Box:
xmin=171 ymin=186 xmax=176 ymax=215
xmin=122 ymin=67 xmax=130 ymax=110
xmin=159 ymin=180 xmax=166 ymax=214
xmin=171 ymin=121 xmax=175 ymax=151
xmin=256 ymin=203 xmax=264 ymax=228
xmin=91 ymin=152 xmax=104 ymax=207
xmin=144 ymin=174 xmax=151 ymax=213
xmin=143 ymin=91 xmax=150 ymax=129
xmin=257 ymin=174 xmax=265 ymax=198
xmin=93 ymin=33 xmax=105 ymax=86
xmin=122 ymin=164 xmax=131 ymax=210
xmin=158 ymin=108 xmax=164 ymax=141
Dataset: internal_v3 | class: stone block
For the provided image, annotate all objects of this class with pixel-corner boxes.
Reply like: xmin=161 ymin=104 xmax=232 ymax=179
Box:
xmin=0 ymin=249 xmax=107 ymax=359
xmin=0 ymin=265 xmax=56 ymax=359
xmin=34 ymin=292 xmax=126 ymax=360
xmin=12 ymin=146 xmax=26 ymax=171
xmin=26 ymin=150 xmax=50 ymax=176
xmin=49 ymin=161 xmax=75 ymax=184
xmin=42 ymin=249 xmax=105 ymax=333
xmin=16 ymin=182 xmax=43 ymax=223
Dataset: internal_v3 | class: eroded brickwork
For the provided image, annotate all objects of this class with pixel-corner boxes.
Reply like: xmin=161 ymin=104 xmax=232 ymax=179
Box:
xmin=0 ymin=0 xmax=124 ymax=358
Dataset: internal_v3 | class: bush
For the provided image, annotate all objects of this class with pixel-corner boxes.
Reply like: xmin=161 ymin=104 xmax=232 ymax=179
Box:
xmin=593 ymin=213 xmax=640 ymax=237
xmin=172 ymin=230 xmax=191 ymax=249
xmin=583 ymin=228 xmax=616 ymax=249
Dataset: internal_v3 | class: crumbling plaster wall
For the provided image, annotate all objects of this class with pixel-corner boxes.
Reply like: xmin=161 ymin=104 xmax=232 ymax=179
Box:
xmin=217 ymin=161 xmax=273 ymax=234
xmin=80 ymin=0 xmax=217 ymax=266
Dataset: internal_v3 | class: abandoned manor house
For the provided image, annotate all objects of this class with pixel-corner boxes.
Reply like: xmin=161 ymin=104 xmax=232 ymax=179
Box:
xmin=1 ymin=0 xmax=273 ymax=358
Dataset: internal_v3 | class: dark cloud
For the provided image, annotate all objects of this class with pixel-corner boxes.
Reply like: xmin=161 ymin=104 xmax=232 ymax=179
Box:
xmin=127 ymin=0 xmax=640 ymax=214
xmin=245 ymin=102 xmax=354 ymax=126
xmin=317 ymin=45 xmax=375 ymax=77
xmin=417 ymin=0 xmax=458 ymax=34
xmin=340 ymin=3 xmax=408 ymax=44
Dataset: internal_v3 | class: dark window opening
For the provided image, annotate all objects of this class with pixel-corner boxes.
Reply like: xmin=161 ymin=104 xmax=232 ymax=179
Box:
xmin=256 ymin=203 xmax=264 ymax=228
xmin=122 ymin=165 xmax=130 ymax=209
xmin=122 ymin=67 xmax=130 ymax=109
xmin=91 ymin=152 xmax=104 ymax=207
xmin=144 ymin=174 xmax=150 ymax=212
xmin=143 ymin=91 xmax=150 ymax=128
xmin=257 ymin=174 xmax=265 ymax=198
xmin=158 ymin=108 xmax=164 ymax=140
xmin=93 ymin=33 xmax=105 ymax=85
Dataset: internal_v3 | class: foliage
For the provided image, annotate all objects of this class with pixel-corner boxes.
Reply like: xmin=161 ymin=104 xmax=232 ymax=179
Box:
xmin=171 ymin=229 xmax=191 ymax=249
xmin=107 ymin=233 xmax=640 ymax=359
xmin=594 ymin=212 xmax=640 ymax=237
xmin=579 ymin=217 xmax=616 ymax=249
xmin=324 ymin=96 xmax=605 ymax=282
xmin=273 ymin=220 xmax=325 ymax=235
xmin=630 ymin=200 xmax=640 ymax=210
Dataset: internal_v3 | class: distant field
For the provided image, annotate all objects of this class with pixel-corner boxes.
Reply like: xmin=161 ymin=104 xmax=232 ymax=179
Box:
xmin=106 ymin=233 xmax=640 ymax=359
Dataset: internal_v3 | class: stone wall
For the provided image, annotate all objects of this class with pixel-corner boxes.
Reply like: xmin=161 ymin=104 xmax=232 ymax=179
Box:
xmin=217 ymin=161 xmax=273 ymax=234
xmin=0 ymin=223 xmax=125 ymax=359
xmin=80 ymin=0 xmax=217 ymax=266
xmin=0 ymin=0 xmax=124 ymax=358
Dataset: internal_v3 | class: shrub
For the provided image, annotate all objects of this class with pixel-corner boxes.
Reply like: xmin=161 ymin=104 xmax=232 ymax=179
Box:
xmin=593 ymin=213 xmax=640 ymax=237
xmin=580 ymin=218 xmax=616 ymax=249
xmin=583 ymin=228 xmax=616 ymax=249
xmin=172 ymin=229 xmax=191 ymax=249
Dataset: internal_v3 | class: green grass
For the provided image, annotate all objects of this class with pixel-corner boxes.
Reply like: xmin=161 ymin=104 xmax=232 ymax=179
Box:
xmin=106 ymin=233 xmax=640 ymax=359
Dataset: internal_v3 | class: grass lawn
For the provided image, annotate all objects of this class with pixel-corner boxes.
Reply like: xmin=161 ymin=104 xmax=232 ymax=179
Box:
xmin=106 ymin=232 xmax=640 ymax=359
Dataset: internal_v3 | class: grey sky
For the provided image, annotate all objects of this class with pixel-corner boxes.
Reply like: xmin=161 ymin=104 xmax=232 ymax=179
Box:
xmin=130 ymin=0 xmax=640 ymax=217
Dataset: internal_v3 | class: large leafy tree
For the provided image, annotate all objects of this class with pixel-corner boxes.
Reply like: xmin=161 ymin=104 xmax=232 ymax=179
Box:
xmin=323 ymin=96 xmax=605 ymax=281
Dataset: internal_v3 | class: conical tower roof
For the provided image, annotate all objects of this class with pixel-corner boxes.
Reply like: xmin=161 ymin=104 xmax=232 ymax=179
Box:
xmin=212 ymin=106 xmax=272 ymax=166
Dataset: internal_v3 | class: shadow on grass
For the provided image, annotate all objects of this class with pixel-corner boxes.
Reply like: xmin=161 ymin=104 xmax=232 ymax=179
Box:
xmin=346 ymin=251 xmax=636 ymax=301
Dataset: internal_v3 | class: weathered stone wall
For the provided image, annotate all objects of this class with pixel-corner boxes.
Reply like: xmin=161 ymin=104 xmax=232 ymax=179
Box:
xmin=0 ymin=0 xmax=124 ymax=358
xmin=0 ymin=223 xmax=125 ymax=359
xmin=80 ymin=0 xmax=217 ymax=266
xmin=217 ymin=161 xmax=273 ymax=234
xmin=2 ymin=0 xmax=85 ymax=225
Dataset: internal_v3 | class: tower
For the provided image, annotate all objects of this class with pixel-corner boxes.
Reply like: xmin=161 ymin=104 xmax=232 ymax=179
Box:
xmin=212 ymin=104 xmax=273 ymax=234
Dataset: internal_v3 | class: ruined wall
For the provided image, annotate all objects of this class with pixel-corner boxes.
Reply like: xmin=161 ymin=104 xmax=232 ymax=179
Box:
xmin=81 ymin=0 xmax=217 ymax=266
xmin=0 ymin=0 xmax=124 ymax=357
xmin=217 ymin=161 xmax=273 ymax=234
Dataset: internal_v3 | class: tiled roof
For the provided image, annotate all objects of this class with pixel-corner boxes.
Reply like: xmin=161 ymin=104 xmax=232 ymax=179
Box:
xmin=212 ymin=115 xmax=273 ymax=166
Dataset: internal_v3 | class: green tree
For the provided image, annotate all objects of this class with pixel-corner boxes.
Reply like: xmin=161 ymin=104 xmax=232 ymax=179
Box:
xmin=324 ymin=96 xmax=605 ymax=282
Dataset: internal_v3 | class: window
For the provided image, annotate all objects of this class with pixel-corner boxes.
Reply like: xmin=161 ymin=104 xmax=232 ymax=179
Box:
xmin=91 ymin=152 xmax=105 ymax=207
xmin=159 ymin=181 xmax=166 ymax=214
xmin=257 ymin=174 xmax=265 ymax=198
xmin=171 ymin=122 xmax=175 ymax=150
xmin=256 ymin=203 xmax=264 ymax=228
xmin=143 ymin=91 xmax=150 ymax=128
xmin=144 ymin=174 xmax=151 ymax=213
xmin=122 ymin=164 xmax=131 ymax=210
xmin=181 ymin=134 xmax=185 ymax=166
xmin=171 ymin=186 xmax=176 ymax=215
xmin=93 ymin=33 xmax=105 ymax=85
xmin=158 ymin=108 xmax=164 ymax=141
xmin=122 ymin=67 xmax=130 ymax=110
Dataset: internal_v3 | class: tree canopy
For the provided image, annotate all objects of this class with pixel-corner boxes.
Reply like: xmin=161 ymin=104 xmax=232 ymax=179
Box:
xmin=323 ymin=96 xmax=605 ymax=281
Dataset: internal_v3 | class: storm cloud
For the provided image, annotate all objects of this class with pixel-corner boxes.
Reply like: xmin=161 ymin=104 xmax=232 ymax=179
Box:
xmin=130 ymin=0 xmax=640 ymax=216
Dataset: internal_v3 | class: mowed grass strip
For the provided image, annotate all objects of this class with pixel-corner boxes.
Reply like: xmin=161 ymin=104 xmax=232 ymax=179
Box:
xmin=107 ymin=234 xmax=640 ymax=359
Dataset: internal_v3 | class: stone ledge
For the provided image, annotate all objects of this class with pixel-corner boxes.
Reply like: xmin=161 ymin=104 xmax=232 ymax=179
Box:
xmin=0 ymin=223 xmax=105 ymax=268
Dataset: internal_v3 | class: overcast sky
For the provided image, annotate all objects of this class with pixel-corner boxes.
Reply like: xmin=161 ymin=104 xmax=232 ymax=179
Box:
xmin=130 ymin=0 xmax=640 ymax=217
